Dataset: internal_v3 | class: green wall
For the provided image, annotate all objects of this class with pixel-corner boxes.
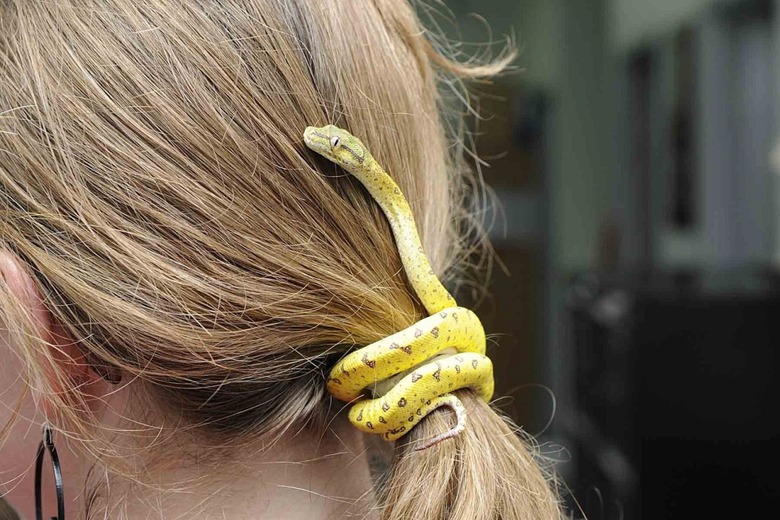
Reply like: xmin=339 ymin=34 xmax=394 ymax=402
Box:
xmin=609 ymin=0 xmax=719 ymax=50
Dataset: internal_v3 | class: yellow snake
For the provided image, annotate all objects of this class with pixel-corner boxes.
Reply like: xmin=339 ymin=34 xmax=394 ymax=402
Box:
xmin=303 ymin=124 xmax=494 ymax=450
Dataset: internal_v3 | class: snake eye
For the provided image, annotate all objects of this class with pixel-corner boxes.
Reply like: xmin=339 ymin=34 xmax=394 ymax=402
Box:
xmin=330 ymin=136 xmax=340 ymax=148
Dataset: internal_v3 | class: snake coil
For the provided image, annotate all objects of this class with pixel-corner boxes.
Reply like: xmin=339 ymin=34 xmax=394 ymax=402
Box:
xmin=303 ymin=125 xmax=494 ymax=450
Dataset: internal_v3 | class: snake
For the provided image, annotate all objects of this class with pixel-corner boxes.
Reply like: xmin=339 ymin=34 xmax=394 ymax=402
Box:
xmin=303 ymin=124 xmax=494 ymax=450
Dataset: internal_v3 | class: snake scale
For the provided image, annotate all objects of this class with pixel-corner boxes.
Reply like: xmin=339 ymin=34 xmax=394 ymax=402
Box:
xmin=303 ymin=124 xmax=494 ymax=450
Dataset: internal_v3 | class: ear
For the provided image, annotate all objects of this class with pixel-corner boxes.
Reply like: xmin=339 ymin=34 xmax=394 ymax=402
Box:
xmin=0 ymin=249 xmax=106 ymax=416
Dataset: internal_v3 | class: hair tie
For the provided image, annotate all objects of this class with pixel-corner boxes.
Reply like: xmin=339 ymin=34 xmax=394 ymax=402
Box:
xmin=304 ymin=125 xmax=494 ymax=451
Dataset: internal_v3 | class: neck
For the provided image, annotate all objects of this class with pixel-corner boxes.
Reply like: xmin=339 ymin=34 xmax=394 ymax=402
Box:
xmin=81 ymin=416 xmax=379 ymax=520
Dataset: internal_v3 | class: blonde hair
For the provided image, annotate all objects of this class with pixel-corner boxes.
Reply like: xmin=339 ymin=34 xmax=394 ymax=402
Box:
xmin=0 ymin=0 xmax=562 ymax=518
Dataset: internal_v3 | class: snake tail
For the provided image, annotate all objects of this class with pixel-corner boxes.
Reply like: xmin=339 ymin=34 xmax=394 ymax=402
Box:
xmin=413 ymin=395 xmax=467 ymax=451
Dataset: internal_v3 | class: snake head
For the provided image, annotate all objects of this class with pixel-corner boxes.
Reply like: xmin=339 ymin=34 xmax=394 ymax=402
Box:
xmin=303 ymin=124 xmax=368 ymax=171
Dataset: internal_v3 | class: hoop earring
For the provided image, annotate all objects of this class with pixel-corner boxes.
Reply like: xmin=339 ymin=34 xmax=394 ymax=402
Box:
xmin=34 ymin=424 xmax=65 ymax=520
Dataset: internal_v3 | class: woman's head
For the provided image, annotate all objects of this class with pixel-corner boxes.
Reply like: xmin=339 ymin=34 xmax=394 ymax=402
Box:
xmin=1 ymin=1 xmax=561 ymax=518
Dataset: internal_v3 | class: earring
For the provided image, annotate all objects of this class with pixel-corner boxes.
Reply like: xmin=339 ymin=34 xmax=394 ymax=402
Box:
xmin=34 ymin=424 xmax=65 ymax=520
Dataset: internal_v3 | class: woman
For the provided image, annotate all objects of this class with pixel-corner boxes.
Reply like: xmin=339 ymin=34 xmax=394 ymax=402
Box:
xmin=0 ymin=1 xmax=562 ymax=518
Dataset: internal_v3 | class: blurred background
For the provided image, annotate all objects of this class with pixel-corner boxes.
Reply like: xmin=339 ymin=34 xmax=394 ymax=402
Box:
xmin=440 ymin=0 xmax=780 ymax=517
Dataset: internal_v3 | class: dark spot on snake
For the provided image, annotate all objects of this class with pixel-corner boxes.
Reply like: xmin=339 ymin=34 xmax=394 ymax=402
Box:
xmin=366 ymin=422 xmax=374 ymax=430
xmin=411 ymin=372 xmax=422 ymax=383
xmin=472 ymin=359 xmax=479 ymax=369
xmin=408 ymin=415 xmax=414 ymax=422
xmin=356 ymin=410 xmax=363 ymax=421
xmin=402 ymin=345 xmax=412 ymax=354
xmin=455 ymin=356 xmax=464 ymax=362
xmin=414 ymin=329 xmax=422 ymax=338
xmin=433 ymin=367 xmax=441 ymax=381
xmin=362 ymin=353 xmax=376 ymax=369
xmin=416 ymin=408 xmax=422 ymax=416
xmin=382 ymin=402 xmax=390 ymax=412
xmin=390 ymin=342 xmax=400 ymax=350
xmin=398 ymin=398 xmax=407 ymax=407
xmin=455 ymin=365 xmax=461 ymax=374
xmin=431 ymin=327 xmax=439 ymax=338
xmin=330 ymin=378 xmax=342 ymax=385
xmin=379 ymin=417 xmax=387 ymax=424
xmin=394 ymin=187 xmax=400 ymax=194
xmin=440 ymin=311 xmax=448 ymax=318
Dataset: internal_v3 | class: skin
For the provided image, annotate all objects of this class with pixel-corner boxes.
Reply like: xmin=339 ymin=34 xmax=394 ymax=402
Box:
xmin=0 ymin=253 xmax=91 ymax=519
xmin=303 ymin=125 xmax=494 ymax=450
xmin=0 ymin=250 xmax=378 ymax=519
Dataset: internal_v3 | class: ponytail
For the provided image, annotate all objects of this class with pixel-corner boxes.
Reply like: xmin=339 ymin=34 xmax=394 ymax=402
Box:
xmin=381 ymin=393 xmax=561 ymax=519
